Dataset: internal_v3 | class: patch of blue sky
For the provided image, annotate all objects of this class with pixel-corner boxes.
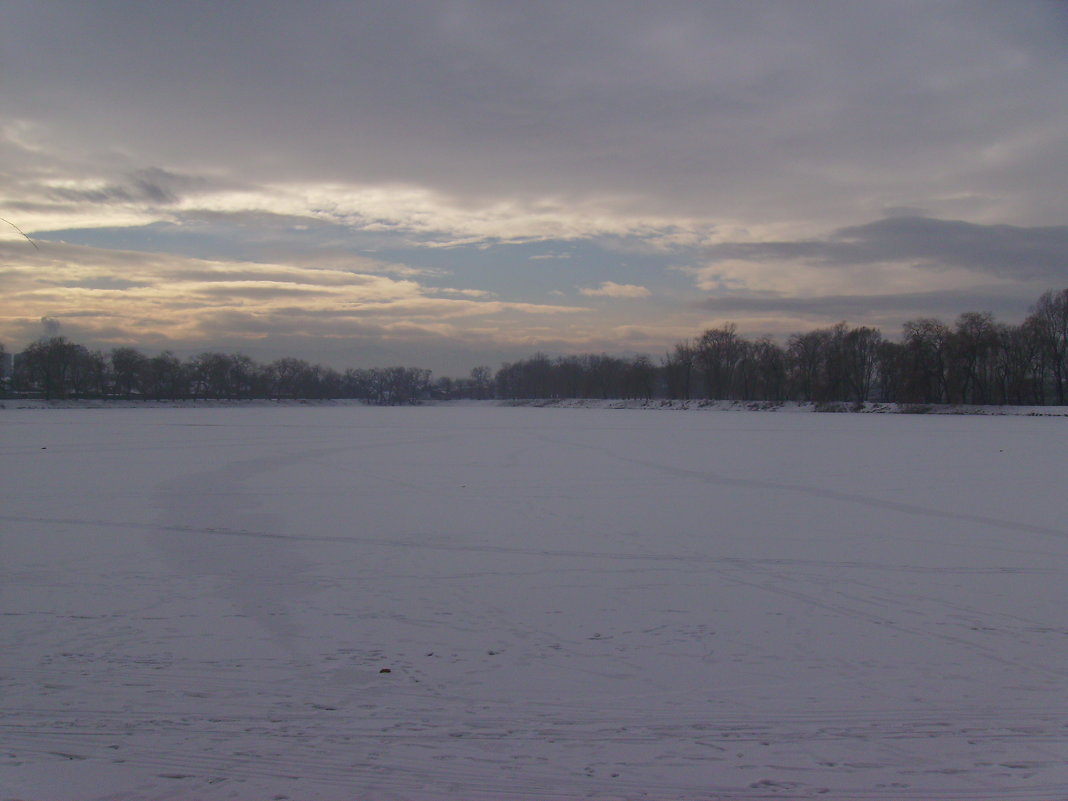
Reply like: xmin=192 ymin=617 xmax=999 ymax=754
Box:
xmin=33 ymin=222 xmax=699 ymax=302
xmin=34 ymin=222 xmax=259 ymax=264
xmin=373 ymin=238 xmax=697 ymax=300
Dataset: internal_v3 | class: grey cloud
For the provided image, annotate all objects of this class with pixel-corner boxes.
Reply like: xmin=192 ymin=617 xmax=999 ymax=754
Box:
xmin=697 ymin=289 xmax=1038 ymax=322
xmin=165 ymin=268 xmax=384 ymax=287
xmin=182 ymin=314 xmax=524 ymax=374
xmin=44 ymin=168 xmax=207 ymax=206
xmin=39 ymin=310 xmax=116 ymax=320
xmin=707 ymin=217 xmax=1068 ymax=281
xmin=192 ymin=309 xmax=420 ymax=345
xmin=881 ymin=206 xmax=930 ymax=219
xmin=178 ymin=210 xmax=334 ymax=230
xmin=267 ymin=305 xmax=424 ymax=320
xmin=3 ymin=201 xmax=97 ymax=216
xmin=4 ymin=1 xmax=1066 ymax=223
xmin=835 ymin=218 xmax=1068 ymax=280
xmin=193 ymin=285 xmax=337 ymax=300
xmin=56 ymin=277 xmax=149 ymax=290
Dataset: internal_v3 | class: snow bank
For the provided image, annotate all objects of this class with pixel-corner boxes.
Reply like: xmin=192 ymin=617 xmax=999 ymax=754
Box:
xmin=5 ymin=396 xmax=1067 ymax=415
xmin=499 ymin=398 xmax=1068 ymax=415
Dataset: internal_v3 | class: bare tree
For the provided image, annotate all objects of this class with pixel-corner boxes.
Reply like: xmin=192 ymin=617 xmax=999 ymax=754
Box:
xmin=900 ymin=319 xmax=950 ymax=404
xmin=16 ymin=337 xmax=81 ymax=398
xmin=663 ymin=340 xmax=696 ymax=400
xmin=469 ymin=366 xmax=493 ymax=399
xmin=753 ymin=338 xmax=788 ymax=401
xmin=1030 ymin=289 xmax=1068 ymax=404
xmin=268 ymin=357 xmax=312 ymax=399
xmin=145 ymin=351 xmax=187 ymax=399
xmin=622 ymin=355 xmax=655 ymax=400
xmin=110 ymin=347 xmax=149 ymax=398
xmin=950 ymin=312 xmax=998 ymax=404
xmin=787 ymin=329 xmax=829 ymax=402
xmin=842 ymin=326 xmax=882 ymax=403
xmin=0 ymin=341 xmax=8 ymax=393
xmin=696 ymin=324 xmax=742 ymax=399
xmin=69 ymin=347 xmax=107 ymax=398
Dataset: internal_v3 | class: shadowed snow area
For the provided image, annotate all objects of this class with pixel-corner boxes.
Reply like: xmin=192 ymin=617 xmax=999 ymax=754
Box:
xmin=1 ymin=406 xmax=1066 ymax=800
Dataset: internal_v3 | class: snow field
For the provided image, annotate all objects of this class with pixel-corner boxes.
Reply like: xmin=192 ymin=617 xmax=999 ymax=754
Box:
xmin=1 ymin=406 xmax=1066 ymax=800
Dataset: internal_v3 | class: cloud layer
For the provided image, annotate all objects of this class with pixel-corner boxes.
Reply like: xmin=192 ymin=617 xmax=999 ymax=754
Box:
xmin=1 ymin=1 xmax=1066 ymax=371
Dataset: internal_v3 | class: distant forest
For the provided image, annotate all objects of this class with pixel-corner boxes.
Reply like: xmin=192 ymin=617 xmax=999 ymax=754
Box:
xmin=3 ymin=288 xmax=1067 ymax=406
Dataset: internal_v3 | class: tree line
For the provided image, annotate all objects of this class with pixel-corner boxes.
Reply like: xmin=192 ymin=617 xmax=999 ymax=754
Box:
xmin=2 ymin=344 xmax=465 ymax=404
xmin=494 ymin=289 xmax=1068 ymax=406
xmin=3 ymin=288 xmax=1067 ymax=405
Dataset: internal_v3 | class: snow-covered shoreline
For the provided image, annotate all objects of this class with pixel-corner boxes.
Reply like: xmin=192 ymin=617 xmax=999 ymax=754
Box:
xmin=499 ymin=398 xmax=1068 ymax=416
xmin=3 ymin=396 xmax=1067 ymax=415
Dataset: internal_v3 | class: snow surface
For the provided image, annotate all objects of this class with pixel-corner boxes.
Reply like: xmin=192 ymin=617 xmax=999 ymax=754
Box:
xmin=1 ymin=405 xmax=1066 ymax=800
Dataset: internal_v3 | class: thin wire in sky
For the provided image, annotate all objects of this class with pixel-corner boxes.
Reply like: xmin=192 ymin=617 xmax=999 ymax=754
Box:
xmin=0 ymin=216 xmax=40 ymax=250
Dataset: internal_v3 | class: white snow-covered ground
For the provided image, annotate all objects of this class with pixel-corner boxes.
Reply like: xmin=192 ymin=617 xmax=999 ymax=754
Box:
xmin=1 ymin=405 xmax=1066 ymax=800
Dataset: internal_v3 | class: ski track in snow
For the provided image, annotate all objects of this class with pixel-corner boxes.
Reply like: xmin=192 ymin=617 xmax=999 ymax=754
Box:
xmin=1 ymin=405 xmax=1066 ymax=800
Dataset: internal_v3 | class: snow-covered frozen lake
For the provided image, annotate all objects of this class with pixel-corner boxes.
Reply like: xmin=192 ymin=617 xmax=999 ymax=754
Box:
xmin=2 ymin=405 xmax=1066 ymax=800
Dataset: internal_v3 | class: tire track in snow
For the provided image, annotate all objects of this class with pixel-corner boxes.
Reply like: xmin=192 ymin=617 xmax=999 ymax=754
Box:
xmin=534 ymin=432 xmax=1068 ymax=544
xmin=3 ymin=514 xmax=1063 ymax=575
xmin=5 ymin=715 xmax=1066 ymax=801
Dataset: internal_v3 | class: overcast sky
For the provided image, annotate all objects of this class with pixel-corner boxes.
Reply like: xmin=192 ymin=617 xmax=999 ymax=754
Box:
xmin=2 ymin=0 xmax=1066 ymax=374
